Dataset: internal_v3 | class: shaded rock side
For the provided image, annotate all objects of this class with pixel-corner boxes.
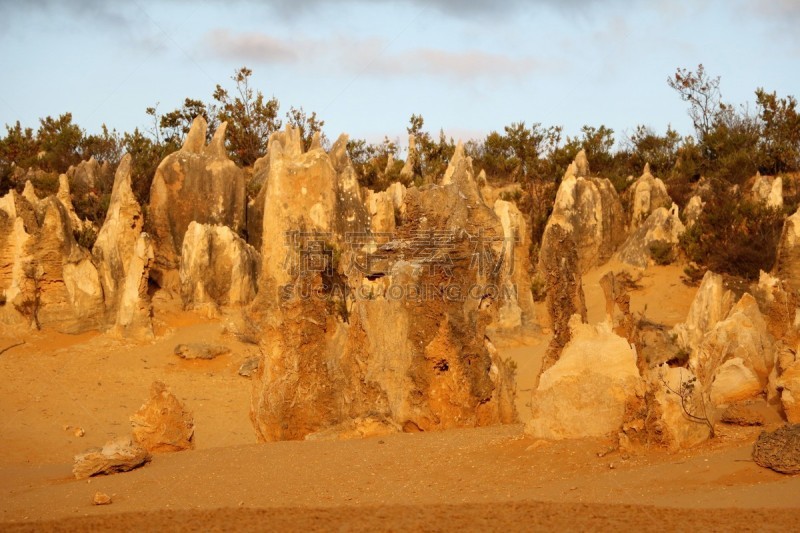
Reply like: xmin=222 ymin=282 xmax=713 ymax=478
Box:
xmin=148 ymin=118 xmax=246 ymax=290
xmin=617 ymin=204 xmax=685 ymax=268
xmin=690 ymin=293 xmax=775 ymax=409
xmin=492 ymin=199 xmax=535 ymax=332
xmin=130 ymin=381 xmax=195 ymax=453
xmin=645 ymin=365 xmax=712 ymax=451
xmin=774 ymin=206 xmax=800 ymax=292
xmin=526 ymin=319 xmax=642 ymax=440
xmin=672 ymin=271 xmax=733 ymax=352
xmin=538 ymin=223 xmax=587 ymax=369
xmin=180 ymin=222 xmax=260 ymax=311
xmin=92 ymin=154 xmax=154 ymax=336
xmin=540 ymin=150 xmax=626 ymax=273
xmin=627 ymin=164 xmax=672 ymax=229
xmin=27 ymin=197 xmax=105 ymax=333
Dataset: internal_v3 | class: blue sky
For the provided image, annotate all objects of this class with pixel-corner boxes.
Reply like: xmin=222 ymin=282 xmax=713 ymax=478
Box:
xmin=0 ymin=0 xmax=798 ymax=148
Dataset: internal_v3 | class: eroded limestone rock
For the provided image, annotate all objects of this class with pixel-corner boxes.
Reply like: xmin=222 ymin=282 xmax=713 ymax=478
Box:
xmin=180 ymin=222 xmax=259 ymax=312
xmin=130 ymin=381 xmax=194 ymax=453
xmin=526 ymin=319 xmax=642 ymax=440
xmin=148 ymin=118 xmax=246 ymax=290
xmin=73 ymin=436 xmax=150 ymax=479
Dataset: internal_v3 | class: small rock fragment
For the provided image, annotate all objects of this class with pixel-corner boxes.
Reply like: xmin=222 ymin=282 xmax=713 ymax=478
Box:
xmin=174 ymin=343 xmax=231 ymax=360
xmin=92 ymin=492 xmax=112 ymax=505
xmin=238 ymin=356 xmax=260 ymax=377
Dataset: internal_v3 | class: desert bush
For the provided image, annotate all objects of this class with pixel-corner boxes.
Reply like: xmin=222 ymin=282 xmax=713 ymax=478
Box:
xmin=679 ymin=182 xmax=784 ymax=280
xmin=648 ymin=241 xmax=675 ymax=266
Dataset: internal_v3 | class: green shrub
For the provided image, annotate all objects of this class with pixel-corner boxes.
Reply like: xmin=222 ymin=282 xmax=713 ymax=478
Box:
xmin=648 ymin=241 xmax=675 ymax=265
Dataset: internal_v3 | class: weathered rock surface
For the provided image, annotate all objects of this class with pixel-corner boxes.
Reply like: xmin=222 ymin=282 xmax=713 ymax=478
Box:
xmin=492 ymin=199 xmax=535 ymax=332
xmin=130 ymin=381 xmax=194 ymax=453
xmin=752 ymin=424 xmax=800 ymax=474
xmin=400 ymin=134 xmax=417 ymax=182
xmin=526 ymin=319 xmax=642 ymax=440
xmin=774 ymin=205 xmax=800 ymax=292
xmin=540 ymin=151 xmax=625 ymax=273
xmin=750 ymin=173 xmax=783 ymax=209
xmin=538 ymin=224 xmax=586 ymax=368
xmin=617 ymin=204 xmax=685 ymax=268
xmin=672 ymin=271 xmax=733 ymax=352
xmin=148 ymin=118 xmax=246 ymax=290
xmin=250 ymin=133 xmax=517 ymax=441
xmin=777 ymin=350 xmax=800 ymax=423
xmin=690 ymin=294 xmax=775 ymax=409
xmin=174 ymin=343 xmax=231 ymax=360
xmin=73 ymin=436 xmax=151 ymax=479
xmin=28 ymin=197 xmax=105 ymax=332
xmin=683 ymin=195 xmax=704 ymax=227
xmin=627 ymin=164 xmax=672 ymax=229
xmin=180 ymin=222 xmax=259 ymax=311
xmin=92 ymin=155 xmax=154 ymax=337
xmin=646 ymin=365 xmax=712 ymax=451
xmin=0 ymin=191 xmax=36 ymax=325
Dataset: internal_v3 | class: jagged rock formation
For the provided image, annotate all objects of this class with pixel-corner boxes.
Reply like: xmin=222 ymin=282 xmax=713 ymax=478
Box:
xmin=56 ymin=173 xmax=85 ymax=231
xmin=539 ymin=150 xmax=625 ymax=274
xmin=689 ymin=294 xmax=775 ymax=410
xmin=617 ymin=204 xmax=685 ymax=268
xmin=538 ymin=224 xmax=586 ymax=368
xmin=66 ymin=156 xmax=109 ymax=191
xmin=73 ymin=436 xmax=150 ymax=479
xmin=672 ymin=271 xmax=733 ymax=352
xmin=0 ymin=191 xmax=37 ymax=326
xmin=684 ymin=195 xmax=705 ymax=228
xmin=180 ymin=222 xmax=259 ymax=313
xmin=492 ymin=199 xmax=535 ymax=332
xmin=148 ymin=118 xmax=246 ymax=290
xmin=750 ymin=173 xmax=783 ymax=209
xmin=26 ymin=197 xmax=105 ymax=332
xmin=627 ymin=164 xmax=672 ymax=229
xmin=525 ymin=319 xmax=642 ymax=440
xmin=130 ymin=381 xmax=195 ymax=453
xmin=647 ymin=365 xmax=713 ymax=451
xmin=92 ymin=155 xmax=154 ymax=337
xmin=774 ymin=206 xmax=800 ymax=292
xmin=250 ymin=130 xmax=517 ymax=441
xmin=399 ymin=134 xmax=417 ymax=182
xmin=777 ymin=346 xmax=800 ymax=423
xmin=752 ymin=424 xmax=800 ymax=474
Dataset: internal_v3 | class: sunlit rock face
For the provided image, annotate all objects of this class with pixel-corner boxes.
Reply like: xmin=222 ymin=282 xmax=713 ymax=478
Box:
xmin=148 ymin=118 xmax=246 ymax=291
xmin=250 ymin=132 xmax=518 ymax=442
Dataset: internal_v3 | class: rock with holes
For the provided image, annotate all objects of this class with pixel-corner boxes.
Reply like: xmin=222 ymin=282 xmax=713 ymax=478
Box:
xmin=148 ymin=117 xmax=246 ymax=291
xmin=752 ymin=424 xmax=800 ymax=474
xmin=250 ymin=135 xmax=516 ymax=441
xmin=130 ymin=381 xmax=195 ymax=453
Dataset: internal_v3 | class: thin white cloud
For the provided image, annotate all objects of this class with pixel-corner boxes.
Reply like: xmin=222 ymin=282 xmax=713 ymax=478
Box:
xmin=204 ymin=30 xmax=541 ymax=81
